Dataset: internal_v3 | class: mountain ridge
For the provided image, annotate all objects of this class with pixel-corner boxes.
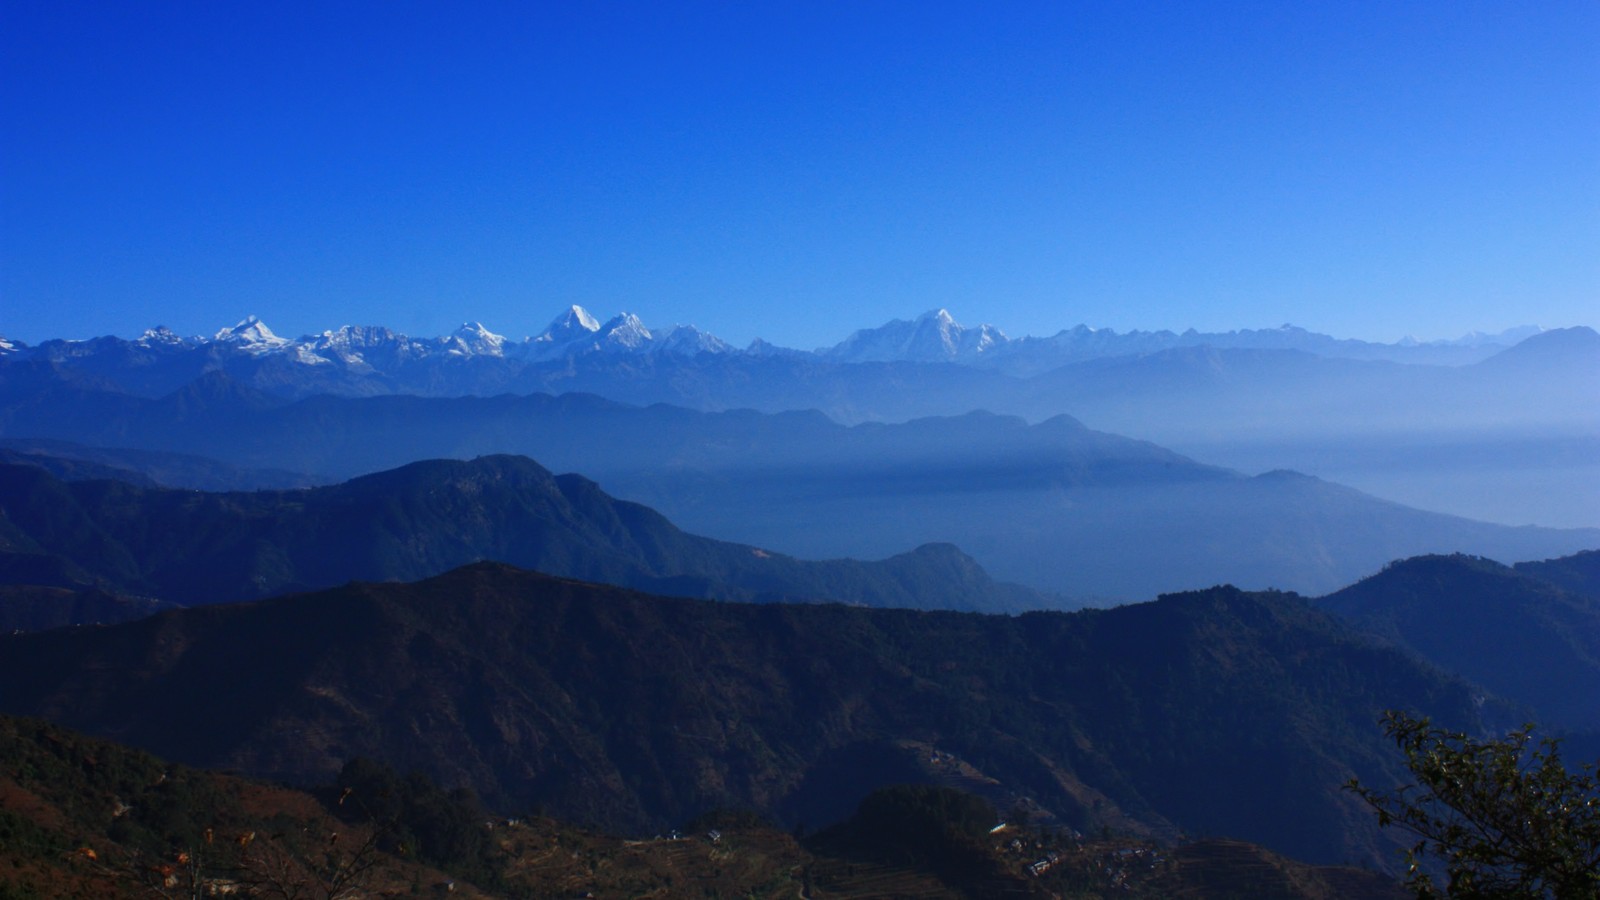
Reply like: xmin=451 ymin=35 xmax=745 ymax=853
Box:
xmin=2 ymin=310 xmax=1572 ymax=401
xmin=0 ymin=378 xmax=1593 ymax=599
xmin=0 ymin=561 xmax=1500 ymax=868
xmin=6 ymin=315 xmax=1591 ymax=535
xmin=1317 ymin=553 xmax=1600 ymax=731
xmin=0 ymin=454 xmax=1048 ymax=615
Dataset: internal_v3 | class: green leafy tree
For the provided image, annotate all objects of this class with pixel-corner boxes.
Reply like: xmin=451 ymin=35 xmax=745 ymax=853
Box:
xmin=1348 ymin=711 xmax=1600 ymax=898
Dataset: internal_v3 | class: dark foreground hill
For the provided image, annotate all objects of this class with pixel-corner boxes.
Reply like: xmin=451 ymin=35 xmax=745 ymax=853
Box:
xmin=0 ymin=716 xmax=1404 ymax=900
xmin=0 ymin=455 xmax=1045 ymax=616
xmin=0 ymin=563 xmax=1499 ymax=869
xmin=0 ymin=716 xmax=486 ymax=898
xmin=1318 ymin=553 xmax=1600 ymax=732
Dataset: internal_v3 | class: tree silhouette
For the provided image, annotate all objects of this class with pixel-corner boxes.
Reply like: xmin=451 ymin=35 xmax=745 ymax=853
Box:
xmin=1348 ymin=711 xmax=1600 ymax=898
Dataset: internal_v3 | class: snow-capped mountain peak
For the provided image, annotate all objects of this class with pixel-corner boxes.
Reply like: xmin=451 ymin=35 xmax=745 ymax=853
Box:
xmin=599 ymin=313 xmax=652 ymax=350
xmin=654 ymin=324 xmax=731 ymax=356
xmin=137 ymin=326 xmax=189 ymax=346
xmin=824 ymin=309 xmax=1009 ymax=363
xmin=313 ymin=325 xmax=403 ymax=349
xmin=534 ymin=305 xmax=603 ymax=346
xmin=213 ymin=316 xmax=289 ymax=353
xmin=3 ymin=308 xmax=1548 ymax=400
xmin=556 ymin=305 xmax=601 ymax=334
xmin=446 ymin=321 xmax=507 ymax=357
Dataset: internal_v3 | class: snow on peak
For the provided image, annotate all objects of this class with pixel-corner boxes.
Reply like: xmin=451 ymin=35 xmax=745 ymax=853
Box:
xmin=213 ymin=316 xmax=289 ymax=352
xmin=654 ymin=324 xmax=731 ymax=356
xmin=599 ymin=313 xmax=653 ymax=350
xmin=454 ymin=321 xmax=499 ymax=338
xmin=216 ymin=315 xmax=268 ymax=340
xmin=303 ymin=325 xmax=418 ymax=369
xmin=315 ymin=325 xmax=401 ymax=349
xmin=535 ymin=305 xmax=604 ymax=346
xmin=137 ymin=326 xmax=188 ymax=346
xmin=446 ymin=321 xmax=507 ymax=356
xmin=559 ymin=305 xmax=601 ymax=333
xmin=0 ymin=335 xmax=17 ymax=354
xmin=824 ymin=309 xmax=1009 ymax=363
xmin=292 ymin=344 xmax=333 ymax=366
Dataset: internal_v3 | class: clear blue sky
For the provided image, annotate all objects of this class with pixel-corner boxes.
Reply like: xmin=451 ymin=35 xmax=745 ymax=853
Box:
xmin=3 ymin=1 xmax=1596 ymax=349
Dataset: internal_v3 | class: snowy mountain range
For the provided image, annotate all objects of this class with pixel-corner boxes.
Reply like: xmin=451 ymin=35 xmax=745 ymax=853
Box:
xmin=136 ymin=308 xmax=730 ymax=365
xmin=0 ymin=306 xmax=1549 ymax=374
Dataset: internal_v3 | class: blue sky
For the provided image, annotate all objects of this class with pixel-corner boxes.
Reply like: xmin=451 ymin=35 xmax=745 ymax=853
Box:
xmin=3 ymin=1 xmax=1596 ymax=349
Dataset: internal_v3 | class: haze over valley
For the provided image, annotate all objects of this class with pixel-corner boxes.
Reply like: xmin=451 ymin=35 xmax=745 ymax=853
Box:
xmin=3 ymin=309 xmax=1595 ymax=598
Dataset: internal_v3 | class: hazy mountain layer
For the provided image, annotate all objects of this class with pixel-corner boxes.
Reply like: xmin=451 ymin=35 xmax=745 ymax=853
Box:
xmin=0 ymin=455 xmax=1044 ymax=614
xmin=2 ymin=377 xmax=1592 ymax=599
xmin=0 ymin=436 xmax=318 ymax=491
xmin=5 ymin=318 xmax=1593 ymax=531
xmin=0 ymin=562 xmax=1498 ymax=868
xmin=1012 ymin=328 xmax=1600 ymax=528
xmin=2 ymin=314 xmax=1583 ymax=429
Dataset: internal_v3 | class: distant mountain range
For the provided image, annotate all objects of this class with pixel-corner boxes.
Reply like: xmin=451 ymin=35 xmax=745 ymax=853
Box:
xmin=0 ymin=561 xmax=1502 ymax=868
xmin=820 ymin=309 xmax=1545 ymax=372
xmin=0 ymin=308 xmax=1556 ymax=399
xmin=6 ymin=310 xmax=1594 ymax=531
xmin=0 ymin=454 xmax=1046 ymax=617
xmin=2 ymin=378 xmax=1594 ymax=599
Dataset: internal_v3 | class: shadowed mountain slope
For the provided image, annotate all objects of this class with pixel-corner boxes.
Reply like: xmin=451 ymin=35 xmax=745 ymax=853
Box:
xmin=1516 ymin=549 xmax=1600 ymax=600
xmin=1318 ymin=553 xmax=1600 ymax=731
xmin=0 ymin=455 xmax=1044 ymax=614
xmin=0 ymin=563 xmax=1498 ymax=868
